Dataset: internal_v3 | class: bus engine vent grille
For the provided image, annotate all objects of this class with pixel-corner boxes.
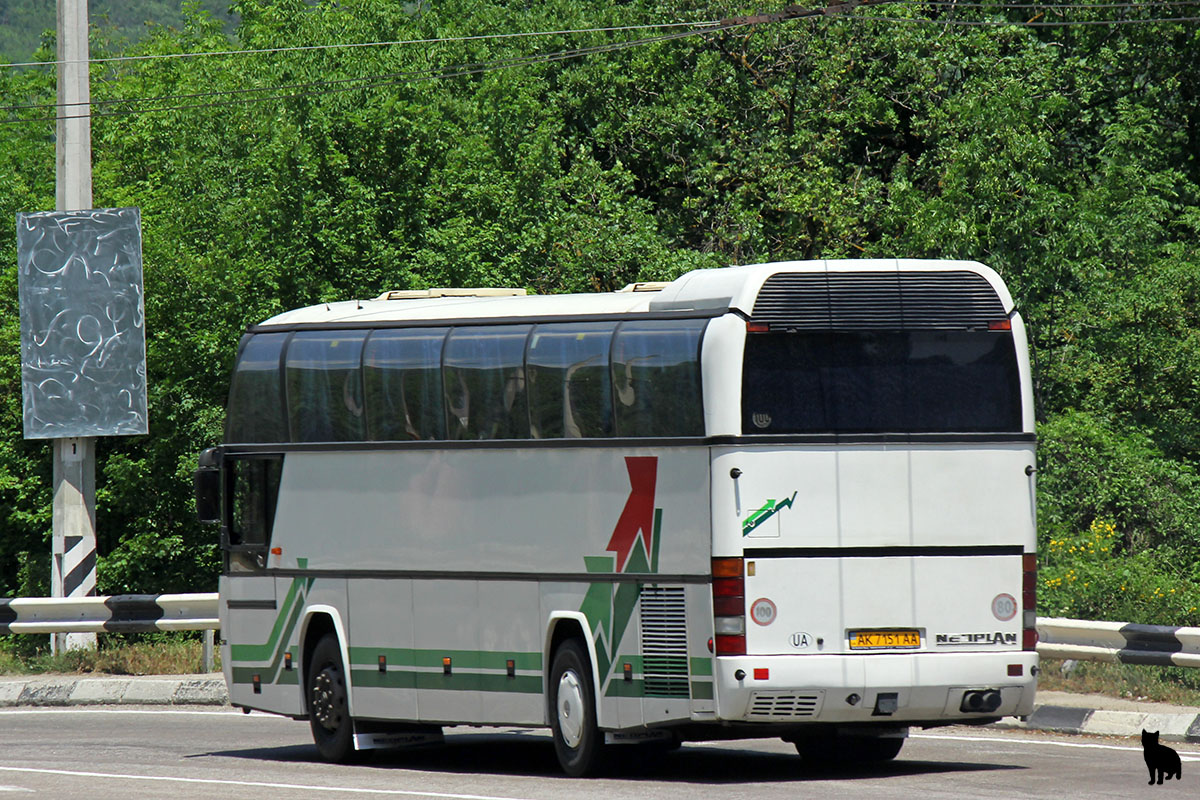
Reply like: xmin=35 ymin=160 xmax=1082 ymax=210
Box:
xmin=752 ymin=271 xmax=1007 ymax=331
xmin=639 ymin=586 xmax=689 ymax=698
xmin=747 ymin=691 xmax=825 ymax=720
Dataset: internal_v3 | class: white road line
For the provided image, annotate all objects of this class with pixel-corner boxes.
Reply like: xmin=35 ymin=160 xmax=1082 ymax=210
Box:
xmin=0 ymin=767 xmax=536 ymax=800
xmin=0 ymin=708 xmax=258 ymax=717
xmin=914 ymin=732 xmax=1200 ymax=760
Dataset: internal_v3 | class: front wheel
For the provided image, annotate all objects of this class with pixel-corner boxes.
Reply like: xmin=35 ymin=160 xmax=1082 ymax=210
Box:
xmin=307 ymin=633 xmax=356 ymax=762
xmin=549 ymin=639 xmax=606 ymax=777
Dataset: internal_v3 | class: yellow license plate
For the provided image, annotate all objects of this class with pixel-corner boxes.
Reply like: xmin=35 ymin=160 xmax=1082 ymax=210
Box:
xmin=848 ymin=630 xmax=921 ymax=650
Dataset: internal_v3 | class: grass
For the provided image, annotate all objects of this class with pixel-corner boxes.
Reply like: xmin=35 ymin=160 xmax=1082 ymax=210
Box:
xmin=1039 ymin=658 xmax=1200 ymax=707
xmin=0 ymin=635 xmax=219 ymax=676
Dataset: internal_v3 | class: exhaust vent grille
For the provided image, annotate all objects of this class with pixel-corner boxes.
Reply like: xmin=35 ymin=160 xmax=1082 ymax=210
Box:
xmin=639 ymin=586 xmax=689 ymax=698
xmin=747 ymin=691 xmax=825 ymax=720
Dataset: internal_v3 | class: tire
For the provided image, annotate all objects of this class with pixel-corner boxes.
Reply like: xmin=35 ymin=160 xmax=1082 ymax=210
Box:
xmin=307 ymin=633 xmax=356 ymax=763
xmin=794 ymin=733 xmax=905 ymax=764
xmin=549 ymin=639 xmax=606 ymax=777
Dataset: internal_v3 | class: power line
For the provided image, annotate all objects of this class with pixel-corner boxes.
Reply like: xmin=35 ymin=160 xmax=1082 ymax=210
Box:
xmin=0 ymin=22 xmax=758 ymax=124
xmin=841 ymin=11 xmax=1200 ymax=22
xmin=920 ymin=0 xmax=1200 ymax=6
xmin=9 ymin=0 xmax=1192 ymax=125
xmin=0 ymin=21 xmax=722 ymax=71
xmin=1 ymin=0 xmax=1193 ymax=73
xmin=1 ymin=0 xmax=890 ymax=122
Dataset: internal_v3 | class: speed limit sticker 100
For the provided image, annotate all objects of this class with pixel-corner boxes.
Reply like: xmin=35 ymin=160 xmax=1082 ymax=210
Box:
xmin=750 ymin=598 xmax=777 ymax=626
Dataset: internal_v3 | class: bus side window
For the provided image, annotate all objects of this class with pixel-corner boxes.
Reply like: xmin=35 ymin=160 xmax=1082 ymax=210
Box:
xmin=443 ymin=325 xmax=532 ymax=440
xmin=225 ymin=333 xmax=289 ymax=444
xmin=363 ymin=328 xmax=449 ymax=440
xmin=226 ymin=456 xmax=283 ymax=550
xmin=611 ymin=320 xmax=706 ymax=437
xmin=526 ymin=323 xmax=615 ymax=439
xmin=285 ymin=330 xmax=368 ymax=442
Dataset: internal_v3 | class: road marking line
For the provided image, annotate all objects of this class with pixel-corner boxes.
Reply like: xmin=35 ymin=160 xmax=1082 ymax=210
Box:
xmin=0 ymin=767 xmax=536 ymax=800
xmin=0 ymin=708 xmax=256 ymax=717
xmin=914 ymin=732 xmax=1200 ymax=759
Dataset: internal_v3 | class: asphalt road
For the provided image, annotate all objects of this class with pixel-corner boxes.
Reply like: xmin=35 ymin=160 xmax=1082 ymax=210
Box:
xmin=0 ymin=707 xmax=1193 ymax=799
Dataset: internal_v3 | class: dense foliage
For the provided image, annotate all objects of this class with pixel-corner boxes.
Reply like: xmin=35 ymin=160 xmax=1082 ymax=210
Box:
xmin=0 ymin=0 xmax=1198 ymax=626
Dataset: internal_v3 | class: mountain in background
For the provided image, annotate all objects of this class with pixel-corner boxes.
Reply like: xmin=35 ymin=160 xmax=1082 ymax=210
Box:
xmin=0 ymin=0 xmax=236 ymax=63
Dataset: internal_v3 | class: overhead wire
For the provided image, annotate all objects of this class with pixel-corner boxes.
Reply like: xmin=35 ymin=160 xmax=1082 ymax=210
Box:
xmin=2 ymin=0 xmax=1197 ymax=125
xmin=839 ymin=10 xmax=1200 ymax=23
xmin=0 ymin=20 xmax=758 ymax=124
xmin=0 ymin=21 xmax=723 ymax=70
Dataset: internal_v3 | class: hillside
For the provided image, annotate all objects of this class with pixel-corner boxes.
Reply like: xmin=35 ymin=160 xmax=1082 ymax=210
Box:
xmin=0 ymin=0 xmax=235 ymax=63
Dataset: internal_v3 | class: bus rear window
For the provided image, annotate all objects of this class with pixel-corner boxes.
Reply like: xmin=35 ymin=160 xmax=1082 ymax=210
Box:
xmin=742 ymin=331 xmax=1022 ymax=434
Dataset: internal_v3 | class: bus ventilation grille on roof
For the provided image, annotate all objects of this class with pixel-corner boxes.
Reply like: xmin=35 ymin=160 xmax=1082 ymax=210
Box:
xmin=640 ymin=586 xmax=690 ymax=698
xmin=751 ymin=271 xmax=1007 ymax=330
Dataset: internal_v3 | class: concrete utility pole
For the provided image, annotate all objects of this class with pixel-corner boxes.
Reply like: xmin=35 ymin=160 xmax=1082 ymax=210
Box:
xmin=53 ymin=0 xmax=97 ymax=653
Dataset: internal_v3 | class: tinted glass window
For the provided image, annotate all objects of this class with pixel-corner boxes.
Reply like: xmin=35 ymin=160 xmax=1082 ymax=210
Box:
xmin=364 ymin=328 xmax=448 ymax=440
xmin=611 ymin=320 xmax=706 ymax=437
xmin=285 ymin=330 xmax=367 ymax=442
xmin=443 ymin=326 xmax=532 ymax=440
xmin=226 ymin=455 xmax=282 ymax=549
xmin=225 ymin=333 xmax=287 ymax=443
xmin=527 ymin=323 xmax=615 ymax=438
xmin=742 ymin=331 xmax=1022 ymax=434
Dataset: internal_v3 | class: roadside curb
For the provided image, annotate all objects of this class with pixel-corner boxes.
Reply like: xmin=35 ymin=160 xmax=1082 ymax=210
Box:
xmin=996 ymin=704 xmax=1200 ymax=742
xmin=0 ymin=675 xmax=227 ymax=707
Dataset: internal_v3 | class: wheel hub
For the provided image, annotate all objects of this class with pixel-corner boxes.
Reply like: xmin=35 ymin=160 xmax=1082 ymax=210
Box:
xmin=312 ymin=668 xmax=344 ymax=732
xmin=557 ymin=669 xmax=585 ymax=748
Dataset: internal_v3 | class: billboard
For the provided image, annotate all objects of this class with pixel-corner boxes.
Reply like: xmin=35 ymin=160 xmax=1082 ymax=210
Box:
xmin=17 ymin=207 xmax=148 ymax=439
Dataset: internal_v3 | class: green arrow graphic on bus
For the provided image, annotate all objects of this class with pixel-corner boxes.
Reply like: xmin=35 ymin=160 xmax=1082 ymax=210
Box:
xmin=742 ymin=491 xmax=798 ymax=536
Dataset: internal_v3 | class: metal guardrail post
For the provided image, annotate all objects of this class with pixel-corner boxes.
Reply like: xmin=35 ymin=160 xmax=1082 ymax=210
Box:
xmin=202 ymin=629 xmax=214 ymax=673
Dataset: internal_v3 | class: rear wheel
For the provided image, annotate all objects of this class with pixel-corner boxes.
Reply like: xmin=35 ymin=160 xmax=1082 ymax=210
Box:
xmin=549 ymin=639 xmax=606 ymax=777
xmin=793 ymin=732 xmax=905 ymax=764
xmin=307 ymin=633 xmax=356 ymax=762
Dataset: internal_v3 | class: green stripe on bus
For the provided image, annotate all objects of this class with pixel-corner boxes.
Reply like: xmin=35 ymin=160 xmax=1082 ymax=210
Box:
xmin=616 ymin=654 xmax=692 ymax=675
xmin=231 ymin=590 xmax=306 ymax=689
xmin=690 ymin=657 xmax=713 ymax=676
xmin=584 ymin=555 xmax=616 ymax=574
xmin=605 ymin=678 xmax=646 ymax=697
xmin=350 ymin=669 xmax=542 ymax=694
xmin=690 ymin=680 xmax=713 ymax=700
xmin=229 ymin=577 xmax=307 ymax=663
xmin=348 ymin=648 xmax=542 ymax=672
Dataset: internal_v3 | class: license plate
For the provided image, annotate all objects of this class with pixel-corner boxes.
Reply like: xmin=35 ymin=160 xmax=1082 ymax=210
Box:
xmin=848 ymin=629 xmax=921 ymax=650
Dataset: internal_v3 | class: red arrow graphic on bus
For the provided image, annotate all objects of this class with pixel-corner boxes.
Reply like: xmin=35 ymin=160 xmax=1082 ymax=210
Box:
xmin=605 ymin=456 xmax=658 ymax=573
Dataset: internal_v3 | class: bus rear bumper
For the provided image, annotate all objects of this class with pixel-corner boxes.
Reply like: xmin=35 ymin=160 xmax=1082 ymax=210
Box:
xmin=711 ymin=651 xmax=1038 ymax=724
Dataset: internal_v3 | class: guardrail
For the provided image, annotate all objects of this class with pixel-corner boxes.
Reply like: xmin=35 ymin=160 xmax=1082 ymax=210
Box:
xmin=0 ymin=593 xmax=218 ymax=634
xmin=1036 ymin=617 xmax=1200 ymax=668
xmin=0 ymin=597 xmax=1191 ymax=672
xmin=0 ymin=593 xmax=219 ymax=672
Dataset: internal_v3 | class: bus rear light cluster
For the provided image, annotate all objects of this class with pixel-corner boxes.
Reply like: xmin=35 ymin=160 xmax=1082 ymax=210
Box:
xmin=1022 ymin=553 xmax=1038 ymax=651
xmin=712 ymin=557 xmax=746 ymax=655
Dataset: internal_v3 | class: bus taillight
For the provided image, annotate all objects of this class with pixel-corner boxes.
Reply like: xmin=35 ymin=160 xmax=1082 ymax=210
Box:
xmin=1022 ymin=553 xmax=1038 ymax=651
xmin=712 ymin=557 xmax=746 ymax=655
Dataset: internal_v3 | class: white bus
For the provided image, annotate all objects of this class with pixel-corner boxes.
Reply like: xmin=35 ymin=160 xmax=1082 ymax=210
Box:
xmin=196 ymin=259 xmax=1039 ymax=776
